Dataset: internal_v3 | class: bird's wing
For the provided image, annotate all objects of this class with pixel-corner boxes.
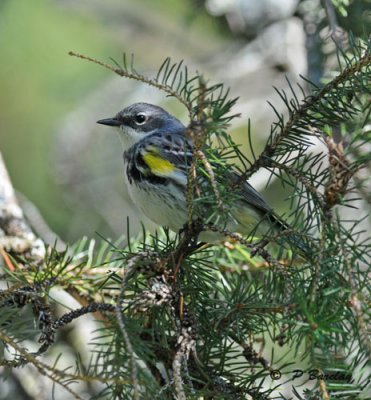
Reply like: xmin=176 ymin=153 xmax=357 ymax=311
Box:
xmin=136 ymin=131 xmax=193 ymax=187
xmin=155 ymin=132 xmax=193 ymax=172
xmin=137 ymin=132 xmax=285 ymax=228
xmin=226 ymin=171 xmax=288 ymax=231
xmin=227 ymin=172 xmax=273 ymax=214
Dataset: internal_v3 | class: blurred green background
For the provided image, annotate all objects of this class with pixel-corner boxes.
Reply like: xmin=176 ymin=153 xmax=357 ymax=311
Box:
xmin=0 ymin=0 xmax=229 ymax=241
xmin=0 ymin=0 xmax=111 ymax=233
xmin=0 ymin=0 xmax=368 ymax=244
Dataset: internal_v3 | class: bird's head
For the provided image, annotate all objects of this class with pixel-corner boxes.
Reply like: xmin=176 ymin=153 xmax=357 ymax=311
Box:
xmin=97 ymin=102 xmax=185 ymax=149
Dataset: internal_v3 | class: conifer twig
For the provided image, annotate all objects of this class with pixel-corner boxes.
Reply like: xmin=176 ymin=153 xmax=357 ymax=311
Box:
xmin=115 ymin=253 xmax=151 ymax=400
xmin=236 ymin=51 xmax=371 ymax=184
xmin=203 ymin=222 xmax=286 ymax=273
xmin=68 ymin=51 xmax=191 ymax=112
xmin=0 ymin=331 xmax=86 ymax=400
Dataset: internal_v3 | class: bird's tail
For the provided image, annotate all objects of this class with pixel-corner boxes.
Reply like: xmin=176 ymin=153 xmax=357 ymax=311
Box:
xmin=269 ymin=214 xmax=310 ymax=258
xmin=278 ymin=231 xmax=310 ymax=258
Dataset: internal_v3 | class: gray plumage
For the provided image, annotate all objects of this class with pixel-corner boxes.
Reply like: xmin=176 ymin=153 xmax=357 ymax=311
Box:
xmin=98 ymin=103 xmax=305 ymax=252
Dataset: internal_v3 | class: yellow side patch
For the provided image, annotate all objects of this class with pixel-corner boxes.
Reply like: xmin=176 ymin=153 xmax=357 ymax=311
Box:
xmin=143 ymin=153 xmax=175 ymax=176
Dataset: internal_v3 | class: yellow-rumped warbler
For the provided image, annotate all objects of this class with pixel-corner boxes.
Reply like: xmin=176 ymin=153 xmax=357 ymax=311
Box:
xmin=97 ymin=103 xmax=302 ymax=250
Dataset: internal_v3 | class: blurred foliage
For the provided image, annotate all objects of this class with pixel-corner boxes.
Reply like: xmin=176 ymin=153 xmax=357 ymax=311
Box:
xmin=299 ymin=0 xmax=370 ymax=84
xmin=0 ymin=0 xmax=114 ymax=232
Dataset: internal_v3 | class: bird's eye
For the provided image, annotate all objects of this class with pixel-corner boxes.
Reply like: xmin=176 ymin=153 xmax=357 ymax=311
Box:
xmin=134 ymin=113 xmax=147 ymax=125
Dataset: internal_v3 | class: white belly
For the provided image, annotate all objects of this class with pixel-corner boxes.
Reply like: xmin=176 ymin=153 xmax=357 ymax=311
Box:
xmin=125 ymin=173 xmax=187 ymax=232
xmin=124 ymin=166 xmax=272 ymax=242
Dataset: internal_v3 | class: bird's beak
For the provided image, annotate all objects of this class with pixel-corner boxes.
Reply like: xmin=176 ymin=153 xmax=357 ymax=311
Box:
xmin=96 ymin=117 xmax=121 ymax=127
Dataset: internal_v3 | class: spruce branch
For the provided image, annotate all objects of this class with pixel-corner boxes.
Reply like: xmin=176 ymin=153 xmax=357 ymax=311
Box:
xmin=0 ymin=34 xmax=369 ymax=399
xmin=203 ymin=222 xmax=286 ymax=273
xmin=237 ymin=46 xmax=371 ymax=184
xmin=268 ymin=160 xmax=326 ymax=210
xmin=338 ymin=223 xmax=371 ymax=357
xmin=323 ymin=136 xmax=354 ymax=211
xmin=0 ymin=330 xmax=86 ymax=400
xmin=68 ymin=52 xmax=192 ymax=114
xmin=0 ymin=329 xmax=139 ymax=395
xmin=38 ymin=302 xmax=116 ymax=355
xmin=115 ymin=251 xmax=159 ymax=400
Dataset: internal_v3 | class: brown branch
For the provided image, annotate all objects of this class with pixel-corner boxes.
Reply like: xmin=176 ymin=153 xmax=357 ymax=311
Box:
xmin=324 ymin=136 xmax=355 ymax=210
